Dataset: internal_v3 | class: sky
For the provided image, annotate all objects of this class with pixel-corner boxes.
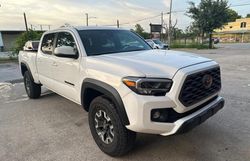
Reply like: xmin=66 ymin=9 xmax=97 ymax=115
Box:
xmin=0 ymin=0 xmax=249 ymax=32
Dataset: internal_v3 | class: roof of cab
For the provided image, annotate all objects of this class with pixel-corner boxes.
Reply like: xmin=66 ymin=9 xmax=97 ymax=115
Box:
xmin=43 ymin=26 xmax=128 ymax=35
xmin=74 ymin=26 xmax=127 ymax=31
xmin=48 ymin=26 xmax=127 ymax=32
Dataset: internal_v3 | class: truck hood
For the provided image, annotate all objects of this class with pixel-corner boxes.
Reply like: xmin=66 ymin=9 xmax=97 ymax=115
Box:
xmin=86 ymin=50 xmax=212 ymax=78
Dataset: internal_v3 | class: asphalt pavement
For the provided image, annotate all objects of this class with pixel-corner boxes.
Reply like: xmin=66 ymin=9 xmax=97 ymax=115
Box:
xmin=0 ymin=43 xmax=249 ymax=161
xmin=0 ymin=63 xmax=22 ymax=83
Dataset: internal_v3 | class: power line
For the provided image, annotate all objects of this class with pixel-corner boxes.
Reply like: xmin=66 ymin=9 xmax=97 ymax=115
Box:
xmin=231 ymin=3 xmax=250 ymax=7
xmin=103 ymin=13 xmax=161 ymax=27
xmin=120 ymin=14 xmax=162 ymax=25
xmin=105 ymin=2 xmax=250 ymax=27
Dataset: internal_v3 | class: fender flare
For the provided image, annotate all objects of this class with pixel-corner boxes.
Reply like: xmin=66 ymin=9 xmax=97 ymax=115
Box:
xmin=81 ymin=78 xmax=130 ymax=125
xmin=20 ymin=62 xmax=34 ymax=81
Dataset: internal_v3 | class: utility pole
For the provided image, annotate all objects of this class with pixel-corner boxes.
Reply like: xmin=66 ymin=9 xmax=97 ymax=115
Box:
xmin=48 ymin=25 xmax=51 ymax=30
xmin=168 ymin=0 xmax=173 ymax=47
xmin=23 ymin=12 xmax=28 ymax=32
xmin=85 ymin=13 xmax=97 ymax=26
xmin=117 ymin=20 xmax=120 ymax=28
xmin=40 ymin=25 xmax=43 ymax=31
xmin=161 ymin=12 xmax=164 ymax=41
xmin=86 ymin=13 xmax=89 ymax=26
xmin=30 ymin=24 xmax=33 ymax=30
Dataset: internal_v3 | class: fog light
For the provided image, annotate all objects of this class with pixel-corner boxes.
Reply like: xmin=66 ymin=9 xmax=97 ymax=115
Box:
xmin=152 ymin=110 xmax=161 ymax=119
xmin=151 ymin=109 xmax=170 ymax=122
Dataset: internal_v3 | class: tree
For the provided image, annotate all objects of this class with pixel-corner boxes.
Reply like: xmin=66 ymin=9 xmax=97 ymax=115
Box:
xmin=172 ymin=27 xmax=184 ymax=40
xmin=134 ymin=24 xmax=144 ymax=35
xmin=226 ymin=9 xmax=242 ymax=22
xmin=246 ymin=14 xmax=250 ymax=18
xmin=134 ymin=24 xmax=150 ymax=39
xmin=12 ymin=30 xmax=43 ymax=55
xmin=187 ymin=0 xmax=230 ymax=49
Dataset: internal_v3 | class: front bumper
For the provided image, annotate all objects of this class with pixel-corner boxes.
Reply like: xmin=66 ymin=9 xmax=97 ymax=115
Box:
xmin=124 ymin=93 xmax=224 ymax=135
xmin=166 ymin=97 xmax=224 ymax=135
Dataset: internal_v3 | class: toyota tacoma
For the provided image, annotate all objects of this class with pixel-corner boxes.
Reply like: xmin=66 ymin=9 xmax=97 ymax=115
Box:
xmin=19 ymin=27 xmax=224 ymax=156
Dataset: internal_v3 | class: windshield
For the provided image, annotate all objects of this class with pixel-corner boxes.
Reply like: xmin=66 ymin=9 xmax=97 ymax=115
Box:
xmin=78 ymin=30 xmax=151 ymax=56
xmin=153 ymin=39 xmax=163 ymax=45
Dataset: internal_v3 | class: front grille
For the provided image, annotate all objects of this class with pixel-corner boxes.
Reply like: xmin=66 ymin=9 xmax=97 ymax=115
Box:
xmin=179 ymin=67 xmax=221 ymax=107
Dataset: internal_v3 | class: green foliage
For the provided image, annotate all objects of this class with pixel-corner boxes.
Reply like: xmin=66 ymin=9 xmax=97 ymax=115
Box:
xmin=12 ymin=30 xmax=43 ymax=56
xmin=0 ymin=57 xmax=18 ymax=63
xmin=171 ymin=25 xmax=200 ymax=42
xmin=226 ymin=9 xmax=242 ymax=22
xmin=134 ymin=24 xmax=144 ymax=35
xmin=172 ymin=28 xmax=184 ymax=40
xmin=187 ymin=0 xmax=229 ymax=33
xmin=170 ymin=43 xmax=211 ymax=49
xmin=187 ymin=0 xmax=230 ymax=48
xmin=247 ymin=14 xmax=250 ymax=18
xmin=185 ymin=23 xmax=201 ymax=39
xmin=134 ymin=24 xmax=150 ymax=39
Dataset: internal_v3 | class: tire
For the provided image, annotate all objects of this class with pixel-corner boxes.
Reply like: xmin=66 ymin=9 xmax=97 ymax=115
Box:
xmin=88 ymin=96 xmax=136 ymax=157
xmin=24 ymin=71 xmax=41 ymax=99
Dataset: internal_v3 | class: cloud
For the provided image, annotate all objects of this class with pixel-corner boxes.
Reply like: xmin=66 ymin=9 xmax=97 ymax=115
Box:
xmin=163 ymin=0 xmax=171 ymax=8
xmin=0 ymin=0 xmax=161 ymax=30
xmin=1 ymin=0 xmax=248 ymax=32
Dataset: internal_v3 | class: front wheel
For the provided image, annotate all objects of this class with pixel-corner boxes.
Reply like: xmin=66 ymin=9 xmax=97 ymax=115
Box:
xmin=24 ymin=71 xmax=41 ymax=99
xmin=88 ymin=96 xmax=136 ymax=156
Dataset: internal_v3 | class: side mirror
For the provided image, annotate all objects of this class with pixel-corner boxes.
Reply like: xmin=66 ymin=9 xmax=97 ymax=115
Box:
xmin=54 ymin=46 xmax=78 ymax=59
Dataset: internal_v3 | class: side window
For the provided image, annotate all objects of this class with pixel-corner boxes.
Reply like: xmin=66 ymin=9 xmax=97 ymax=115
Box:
xmin=41 ymin=33 xmax=55 ymax=54
xmin=56 ymin=32 xmax=78 ymax=53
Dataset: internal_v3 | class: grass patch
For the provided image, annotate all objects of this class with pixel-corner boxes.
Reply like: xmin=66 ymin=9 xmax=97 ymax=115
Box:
xmin=0 ymin=57 xmax=18 ymax=63
xmin=170 ymin=43 xmax=214 ymax=49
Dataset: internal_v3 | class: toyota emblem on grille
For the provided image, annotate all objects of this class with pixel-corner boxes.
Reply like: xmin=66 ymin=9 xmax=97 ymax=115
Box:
xmin=202 ymin=74 xmax=213 ymax=89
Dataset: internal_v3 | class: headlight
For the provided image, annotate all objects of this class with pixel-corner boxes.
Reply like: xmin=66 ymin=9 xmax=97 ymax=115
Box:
xmin=122 ymin=77 xmax=173 ymax=96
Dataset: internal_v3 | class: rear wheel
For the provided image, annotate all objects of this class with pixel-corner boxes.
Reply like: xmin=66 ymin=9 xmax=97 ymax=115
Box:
xmin=88 ymin=96 xmax=136 ymax=156
xmin=24 ymin=71 xmax=41 ymax=99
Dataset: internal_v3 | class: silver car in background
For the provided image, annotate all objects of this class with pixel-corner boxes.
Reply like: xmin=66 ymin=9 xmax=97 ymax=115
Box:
xmin=146 ymin=39 xmax=169 ymax=50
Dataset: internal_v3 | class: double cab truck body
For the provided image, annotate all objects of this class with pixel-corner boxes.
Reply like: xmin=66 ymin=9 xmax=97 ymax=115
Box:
xmin=19 ymin=27 xmax=224 ymax=156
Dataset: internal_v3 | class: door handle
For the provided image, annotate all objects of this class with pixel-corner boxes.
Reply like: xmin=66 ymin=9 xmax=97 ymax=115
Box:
xmin=52 ymin=62 xmax=58 ymax=66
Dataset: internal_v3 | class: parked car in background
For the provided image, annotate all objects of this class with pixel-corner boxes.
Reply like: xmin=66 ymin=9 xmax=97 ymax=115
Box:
xmin=23 ymin=40 xmax=40 ymax=51
xmin=145 ymin=39 xmax=155 ymax=48
xmin=213 ymin=38 xmax=220 ymax=44
xmin=146 ymin=39 xmax=169 ymax=50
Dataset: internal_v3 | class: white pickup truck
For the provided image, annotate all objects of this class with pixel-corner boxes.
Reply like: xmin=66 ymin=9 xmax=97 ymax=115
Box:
xmin=19 ymin=26 xmax=224 ymax=156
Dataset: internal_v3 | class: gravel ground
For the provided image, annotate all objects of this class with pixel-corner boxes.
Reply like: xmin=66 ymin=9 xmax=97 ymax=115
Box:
xmin=0 ymin=43 xmax=249 ymax=161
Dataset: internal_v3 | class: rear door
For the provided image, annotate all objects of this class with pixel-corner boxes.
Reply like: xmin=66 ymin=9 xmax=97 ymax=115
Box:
xmin=37 ymin=33 xmax=56 ymax=89
xmin=50 ymin=31 xmax=80 ymax=103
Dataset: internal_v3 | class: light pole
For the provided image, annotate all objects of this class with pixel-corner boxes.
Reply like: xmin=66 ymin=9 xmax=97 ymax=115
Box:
xmin=168 ymin=0 xmax=173 ymax=47
xmin=85 ymin=13 xmax=97 ymax=26
xmin=85 ymin=13 xmax=88 ymax=26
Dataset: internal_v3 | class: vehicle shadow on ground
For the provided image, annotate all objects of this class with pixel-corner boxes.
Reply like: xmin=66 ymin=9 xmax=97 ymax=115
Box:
xmin=40 ymin=91 xmax=57 ymax=98
xmin=33 ymin=90 xmax=238 ymax=161
xmin=121 ymin=123 xmax=234 ymax=160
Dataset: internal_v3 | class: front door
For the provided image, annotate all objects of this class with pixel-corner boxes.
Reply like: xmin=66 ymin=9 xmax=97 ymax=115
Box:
xmin=50 ymin=32 xmax=80 ymax=103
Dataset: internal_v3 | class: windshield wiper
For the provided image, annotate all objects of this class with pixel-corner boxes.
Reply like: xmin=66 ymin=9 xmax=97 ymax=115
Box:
xmin=123 ymin=48 xmax=148 ymax=53
xmin=90 ymin=48 xmax=148 ymax=56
